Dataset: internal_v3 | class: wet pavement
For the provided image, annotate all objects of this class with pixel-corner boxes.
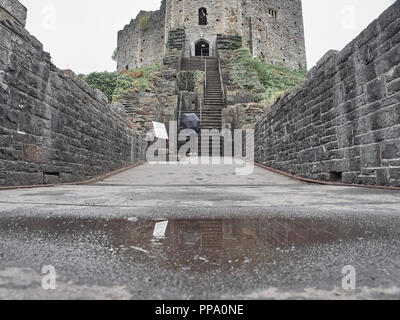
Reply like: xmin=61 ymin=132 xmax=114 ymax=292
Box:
xmin=0 ymin=159 xmax=400 ymax=299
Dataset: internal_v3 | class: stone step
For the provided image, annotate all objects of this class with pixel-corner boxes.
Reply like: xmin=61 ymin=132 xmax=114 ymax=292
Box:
xmin=183 ymin=110 xmax=221 ymax=113
xmin=185 ymin=113 xmax=222 ymax=116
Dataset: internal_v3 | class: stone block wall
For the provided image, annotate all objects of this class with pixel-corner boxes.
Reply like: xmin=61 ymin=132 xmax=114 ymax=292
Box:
xmin=120 ymin=68 xmax=179 ymax=133
xmin=240 ymin=0 xmax=306 ymax=70
xmin=116 ymin=1 xmax=167 ymax=71
xmin=254 ymin=1 xmax=400 ymax=187
xmin=0 ymin=0 xmax=25 ymax=26
xmin=0 ymin=2 xmax=146 ymax=186
xmin=223 ymin=103 xmax=266 ymax=130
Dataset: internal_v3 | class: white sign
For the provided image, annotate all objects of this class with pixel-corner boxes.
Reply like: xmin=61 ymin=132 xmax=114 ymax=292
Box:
xmin=152 ymin=122 xmax=169 ymax=140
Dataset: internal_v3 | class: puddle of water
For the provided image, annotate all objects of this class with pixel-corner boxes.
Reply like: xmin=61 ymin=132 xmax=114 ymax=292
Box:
xmin=0 ymin=216 xmax=377 ymax=272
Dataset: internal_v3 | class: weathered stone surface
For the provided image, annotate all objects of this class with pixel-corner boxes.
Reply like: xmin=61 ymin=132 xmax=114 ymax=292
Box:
xmin=223 ymin=103 xmax=266 ymax=129
xmin=0 ymin=0 xmax=25 ymax=26
xmin=254 ymin=2 xmax=400 ymax=187
xmin=0 ymin=2 xmax=146 ymax=187
xmin=116 ymin=1 xmax=166 ymax=71
xmin=118 ymin=66 xmax=179 ymax=133
xmin=216 ymin=34 xmax=242 ymax=50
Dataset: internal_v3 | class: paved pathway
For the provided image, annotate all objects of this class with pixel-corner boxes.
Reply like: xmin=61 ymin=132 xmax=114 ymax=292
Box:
xmin=0 ymin=158 xmax=400 ymax=299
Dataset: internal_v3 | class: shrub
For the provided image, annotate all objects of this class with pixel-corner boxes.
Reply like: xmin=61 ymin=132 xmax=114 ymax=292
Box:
xmin=112 ymin=74 xmax=136 ymax=101
xmin=111 ymin=48 xmax=117 ymax=62
xmin=177 ymin=70 xmax=203 ymax=92
xmin=83 ymin=72 xmax=119 ymax=103
xmin=82 ymin=65 xmax=162 ymax=103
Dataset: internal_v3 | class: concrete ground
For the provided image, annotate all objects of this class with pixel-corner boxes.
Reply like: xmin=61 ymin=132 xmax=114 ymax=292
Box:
xmin=0 ymin=158 xmax=400 ymax=300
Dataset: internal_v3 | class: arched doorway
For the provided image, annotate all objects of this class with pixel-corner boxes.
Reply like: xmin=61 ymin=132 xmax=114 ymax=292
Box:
xmin=195 ymin=40 xmax=209 ymax=56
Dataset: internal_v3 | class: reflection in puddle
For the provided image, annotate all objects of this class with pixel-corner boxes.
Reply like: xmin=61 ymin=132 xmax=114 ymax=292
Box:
xmin=153 ymin=221 xmax=168 ymax=238
xmin=0 ymin=216 xmax=372 ymax=272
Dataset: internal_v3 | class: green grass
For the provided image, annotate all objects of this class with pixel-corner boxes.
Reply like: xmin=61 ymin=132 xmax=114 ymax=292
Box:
xmin=229 ymin=48 xmax=306 ymax=105
xmin=83 ymin=64 xmax=162 ymax=103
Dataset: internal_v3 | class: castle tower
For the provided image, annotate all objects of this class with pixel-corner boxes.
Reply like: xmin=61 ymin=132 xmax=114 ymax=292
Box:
xmin=116 ymin=0 xmax=307 ymax=71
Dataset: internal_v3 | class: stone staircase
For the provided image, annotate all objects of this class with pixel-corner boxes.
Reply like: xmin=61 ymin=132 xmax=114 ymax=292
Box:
xmin=199 ymin=220 xmax=224 ymax=249
xmin=121 ymin=91 xmax=139 ymax=116
xmin=179 ymin=56 xmax=225 ymax=156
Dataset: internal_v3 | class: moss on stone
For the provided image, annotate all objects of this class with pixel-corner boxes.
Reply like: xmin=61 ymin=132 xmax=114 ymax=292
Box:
xmin=138 ymin=13 xmax=151 ymax=31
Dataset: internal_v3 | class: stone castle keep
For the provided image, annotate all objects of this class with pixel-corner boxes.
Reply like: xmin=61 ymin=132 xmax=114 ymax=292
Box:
xmin=116 ymin=0 xmax=307 ymax=71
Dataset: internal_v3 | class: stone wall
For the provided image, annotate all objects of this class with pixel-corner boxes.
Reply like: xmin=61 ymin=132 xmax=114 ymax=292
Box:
xmin=0 ymin=2 xmax=146 ymax=186
xmin=120 ymin=67 xmax=179 ymax=133
xmin=165 ymin=0 xmax=243 ymax=57
xmin=222 ymin=103 xmax=266 ymax=130
xmin=116 ymin=1 xmax=166 ymax=71
xmin=0 ymin=0 xmax=25 ymax=26
xmin=254 ymin=2 xmax=400 ymax=187
xmin=240 ymin=0 xmax=307 ymax=70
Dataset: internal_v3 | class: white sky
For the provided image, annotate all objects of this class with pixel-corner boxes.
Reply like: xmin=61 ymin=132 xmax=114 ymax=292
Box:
xmin=19 ymin=0 xmax=395 ymax=74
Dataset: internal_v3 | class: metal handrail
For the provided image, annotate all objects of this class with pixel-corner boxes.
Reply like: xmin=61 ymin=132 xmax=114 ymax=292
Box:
xmin=178 ymin=91 xmax=183 ymax=131
xmin=218 ymin=58 xmax=225 ymax=107
xmin=204 ymin=58 xmax=207 ymax=99
xmin=199 ymin=98 xmax=203 ymax=122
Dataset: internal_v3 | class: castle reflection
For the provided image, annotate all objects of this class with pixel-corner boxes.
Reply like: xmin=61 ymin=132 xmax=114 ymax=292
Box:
xmin=122 ymin=217 xmax=342 ymax=251
xmin=0 ymin=215 xmax=365 ymax=272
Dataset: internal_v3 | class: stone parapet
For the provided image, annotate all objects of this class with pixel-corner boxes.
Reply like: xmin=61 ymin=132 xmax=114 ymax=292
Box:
xmin=254 ymin=2 xmax=400 ymax=187
xmin=0 ymin=3 xmax=146 ymax=186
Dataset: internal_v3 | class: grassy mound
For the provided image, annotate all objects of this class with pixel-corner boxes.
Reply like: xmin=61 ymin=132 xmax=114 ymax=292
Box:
xmin=83 ymin=64 xmax=161 ymax=103
xmin=229 ymin=48 xmax=306 ymax=105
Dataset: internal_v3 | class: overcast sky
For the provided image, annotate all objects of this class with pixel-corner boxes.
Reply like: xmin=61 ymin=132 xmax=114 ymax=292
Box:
xmin=19 ymin=0 xmax=395 ymax=74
